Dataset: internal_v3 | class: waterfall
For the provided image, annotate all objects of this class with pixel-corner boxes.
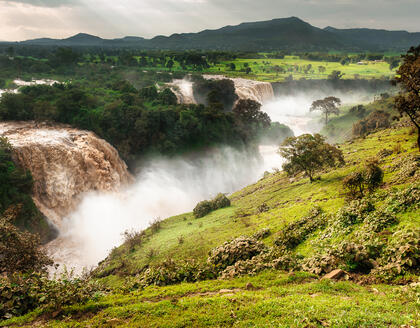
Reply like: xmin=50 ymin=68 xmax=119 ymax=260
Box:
xmin=203 ymin=75 xmax=275 ymax=105
xmin=0 ymin=121 xmax=133 ymax=227
xmin=167 ymin=79 xmax=197 ymax=104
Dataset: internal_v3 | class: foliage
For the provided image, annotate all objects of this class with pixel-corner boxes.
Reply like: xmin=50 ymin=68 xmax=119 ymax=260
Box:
xmin=0 ymin=271 xmax=99 ymax=320
xmin=193 ymin=193 xmax=231 ymax=218
xmin=192 ymin=78 xmax=237 ymax=110
xmin=137 ymin=259 xmax=216 ymax=287
xmin=257 ymin=122 xmax=294 ymax=145
xmin=274 ymin=206 xmax=324 ymax=249
xmin=374 ymin=229 xmax=420 ymax=280
xmin=343 ymin=159 xmax=384 ymax=198
xmin=193 ymin=200 xmax=214 ymax=218
xmin=310 ymin=96 xmax=341 ymax=124
xmin=0 ymin=138 xmax=54 ymax=242
xmin=279 ymin=133 xmax=345 ymax=182
xmin=232 ymin=99 xmax=271 ymax=142
xmin=352 ymin=110 xmax=391 ymax=137
xmin=394 ymin=45 xmax=420 ymax=150
xmin=122 ymin=229 xmax=145 ymax=252
xmin=0 ymin=206 xmax=53 ymax=275
xmin=207 ymin=236 xmax=266 ymax=271
xmin=252 ymin=228 xmax=271 ymax=240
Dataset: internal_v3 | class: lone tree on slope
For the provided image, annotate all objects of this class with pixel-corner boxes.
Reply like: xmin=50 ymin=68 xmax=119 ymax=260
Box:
xmin=278 ymin=133 xmax=345 ymax=183
xmin=310 ymin=96 xmax=342 ymax=125
xmin=394 ymin=45 xmax=420 ymax=151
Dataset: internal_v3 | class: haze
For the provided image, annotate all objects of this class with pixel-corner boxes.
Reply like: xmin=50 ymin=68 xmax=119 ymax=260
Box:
xmin=1 ymin=0 xmax=419 ymax=41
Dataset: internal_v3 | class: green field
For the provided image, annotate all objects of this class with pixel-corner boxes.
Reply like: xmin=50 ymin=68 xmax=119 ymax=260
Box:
xmin=205 ymin=56 xmax=395 ymax=82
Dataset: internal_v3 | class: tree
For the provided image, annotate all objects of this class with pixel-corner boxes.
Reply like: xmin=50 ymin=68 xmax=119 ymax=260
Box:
xmin=328 ymin=70 xmax=344 ymax=81
xmin=0 ymin=205 xmax=53 ymax=275
xmin=310 ymin=96 xmax=341 ymax=125
xmin=232 ymin=99 xmax=271 ymax=141
xmin=166 ymin=59 xmax=174 ymax=70
xmin=394 ymin=45 xmax=420 ymax=151
xmin=279 ymin=134 xmax=345 ymax=182
xmin=343 ymin=159 xmax=383 ymax=198
xmin=229 ymin=63 xmax=236 ymax=71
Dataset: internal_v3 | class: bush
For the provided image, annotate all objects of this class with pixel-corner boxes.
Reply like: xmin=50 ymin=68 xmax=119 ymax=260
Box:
xmin=193 ymin=193 xmax=230 ymax=218
xmin=0 ymin=207 xmax=53 ymax=275
xmin=274 ymin=207 xmax=324 ymax=249
xmin=193 ymin=200 xmax=214 ymax=218
xmin=212 ymin=193 xmax=231 ymax=209
xmin=0 ymin=271 xmax=99 ymax=320
xmin=207 ymin=237 xmax=266 ymax=271
xmin=122 ymin=229 xmax=145 ymax=252
xmin=257 ymin=203 xmax=269 ymax=213
xmin=343 ymin=159 xmax=383 ymax=198
xmin=138 ymin=259 xmax=216 ymax=287
xmin=252 ymin=228 xmax=271 ymax=240
xmin=374 ymin=229 xmax=420 ymax=280
xmin=352 ymin=110 xmax=390 ymax=137
xmin=302 ymin=242 xmax=374 ymax=274
xmin=363 ymin=159 xmax=384 ymax=192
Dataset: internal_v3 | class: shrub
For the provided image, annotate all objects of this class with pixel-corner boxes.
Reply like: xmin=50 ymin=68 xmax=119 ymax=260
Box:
xmin=212 ymin=193 xmax=231 ymax=209
xmin=122 ymin=229 xmax=145 ymax=252
xmin=391 ymin=154 xmax=420 ymax=183
xmin=302 ymin=242 xmax=374 ymax=274
xmin=138 ymin=259 xmax=216 ymax=287
xmin=274 ymin=207 xmax=324 ymax=249
xmin=352 ymin=110 xmax=390 ymax=137
xmin=363 ymin=211 xmax=397 ymax=233
xmin=374 ymin=229 xmax=420 ymax=280
xmin=257 ymin=203 xmax=269 ymax=213
xmin=343 ymin=171 xmax=365 ymax=198
xmin=193 ymin=200 xmax=213 ymax=218
xmin=193 ymin=193 xmax=231 ymax=218
xmin=363 ymin=159 xmax=384 ymax=192
xmin=252 ymin=228 xmax=271 ymax=240
xmin=342 ymin=159 xmax=383 ymax=198
xmin=0 ymin=207 xmax=53 ymax=275
xmin=207 ymin=237 xmax=266 ymax=271
xmin=0 ymin=271 xmax=99 ymax=320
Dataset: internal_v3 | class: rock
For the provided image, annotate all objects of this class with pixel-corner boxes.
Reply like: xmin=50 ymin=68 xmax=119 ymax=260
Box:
xmin=246 ymin=282 xmax=255 ymax=290
xmin=322 ymin=269 xmax=345 ymax=280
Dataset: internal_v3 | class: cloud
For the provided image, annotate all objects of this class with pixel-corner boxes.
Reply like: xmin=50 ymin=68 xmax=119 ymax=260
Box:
xmin=1 ymin=0 xmax=78 ymax=7
xmin=0 ymin=0 xmax=419 ymax=41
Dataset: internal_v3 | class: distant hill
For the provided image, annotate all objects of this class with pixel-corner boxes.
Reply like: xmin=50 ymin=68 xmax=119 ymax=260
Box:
xmin=17 ymin=17 xmax=420 ymax=51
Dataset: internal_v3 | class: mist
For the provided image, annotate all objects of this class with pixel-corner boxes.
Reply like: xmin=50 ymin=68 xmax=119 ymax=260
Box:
xmin=47 ymin=146 xmax=284 ymax=270
xmin=46 ymin=86 xmax=380 ymax=271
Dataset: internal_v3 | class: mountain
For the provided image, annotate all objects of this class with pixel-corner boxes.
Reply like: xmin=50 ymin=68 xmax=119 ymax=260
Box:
xmin=325 ymin=26 xmax=420 ymax=50
xmin=17 ymin=17 xmax=420 ymax=51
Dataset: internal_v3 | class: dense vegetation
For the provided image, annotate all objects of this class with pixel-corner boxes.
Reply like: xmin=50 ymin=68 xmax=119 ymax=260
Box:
xmin=0 ymin=138 xmax=56 ymax=243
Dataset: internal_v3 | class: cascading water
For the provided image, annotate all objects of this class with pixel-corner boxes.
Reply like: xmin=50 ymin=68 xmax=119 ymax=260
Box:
xmin=167 ymin=79 xmax=197 ymax=104
xmin=0 ymin=121 xmax=133 ymax=226
xmin=203 ymin=75 xmax=275 ymax=104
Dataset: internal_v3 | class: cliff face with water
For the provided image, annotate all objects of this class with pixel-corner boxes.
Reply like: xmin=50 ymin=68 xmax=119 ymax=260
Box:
xmin=172 ymin=76 xmax=274 ymax=105
xmin=0 ymin=121 xmax=133 ymax=227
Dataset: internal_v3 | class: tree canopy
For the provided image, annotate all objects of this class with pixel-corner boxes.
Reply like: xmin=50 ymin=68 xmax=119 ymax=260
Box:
xmin=310 ymin=96 xmax=341 ymax=125
xmin=394 ymin=45 xmax=420 ymax=151
xmin=279 ymin=134 xmax=345 ymax=182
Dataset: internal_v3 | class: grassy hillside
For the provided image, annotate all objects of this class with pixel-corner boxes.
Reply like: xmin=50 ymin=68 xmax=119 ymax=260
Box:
xmin=2 ymin=126 xmax=419 ymax=327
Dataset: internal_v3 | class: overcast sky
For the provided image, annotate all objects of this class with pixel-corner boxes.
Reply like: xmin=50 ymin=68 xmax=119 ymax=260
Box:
xmin=0 ymin=0 xmax=419 ymax=41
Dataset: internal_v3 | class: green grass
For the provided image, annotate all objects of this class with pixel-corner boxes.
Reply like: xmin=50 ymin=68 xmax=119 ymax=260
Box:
xmin=204 ymin=56 xmax=394 ymax=82
xmin=3 ymin=271 xmax=418 ymax=327
xmin=2 ymin=124 xmax=418 ymax=327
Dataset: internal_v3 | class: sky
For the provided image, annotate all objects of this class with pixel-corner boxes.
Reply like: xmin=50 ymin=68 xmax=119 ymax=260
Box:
xmin=0 ymin=0 xmax=419 ymax=41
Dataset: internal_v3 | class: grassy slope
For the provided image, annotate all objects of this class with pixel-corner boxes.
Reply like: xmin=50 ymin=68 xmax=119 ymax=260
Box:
xmin=3 ymin=127 xmax=419 ymax=327
xmin=321 ymin=97 xmax=396 ymax=143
